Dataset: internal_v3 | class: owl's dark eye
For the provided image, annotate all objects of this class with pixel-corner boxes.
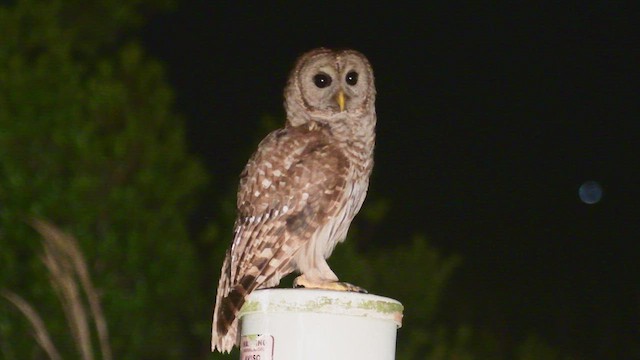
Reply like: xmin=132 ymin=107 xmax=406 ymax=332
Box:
xmin=313 ymin=73 xmax=332 ymax=88
xmin=345 ymin=71 xmax=359 ymax=86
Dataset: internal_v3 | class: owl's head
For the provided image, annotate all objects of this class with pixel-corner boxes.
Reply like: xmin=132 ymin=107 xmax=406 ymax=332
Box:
xmin=284 ymin=48 xmax=376 ymax=126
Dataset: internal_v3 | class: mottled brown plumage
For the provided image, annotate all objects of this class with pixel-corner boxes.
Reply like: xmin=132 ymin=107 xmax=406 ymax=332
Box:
xmin=211 ymin=48 xmax=376 ymax=352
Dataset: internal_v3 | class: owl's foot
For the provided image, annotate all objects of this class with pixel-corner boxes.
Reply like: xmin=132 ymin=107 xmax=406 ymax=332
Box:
xmin=293 ymin=275 xmax=367 ymax=293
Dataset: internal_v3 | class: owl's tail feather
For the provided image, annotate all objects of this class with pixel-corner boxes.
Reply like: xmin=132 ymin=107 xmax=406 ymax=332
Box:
xmin=212 ymin=251 xmax=247 ymax=353
xmin=212 ymin=234 xmax=296 ymax=352
xmin=211 ymin=287 xmax=244 ymax=353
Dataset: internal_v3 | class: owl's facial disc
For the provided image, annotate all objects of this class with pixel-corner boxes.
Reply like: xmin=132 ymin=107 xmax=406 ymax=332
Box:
xmin=284 ymin=48 xmax=376 ymax=126
xmin=289 ymin=49 xmax=373 ymax=121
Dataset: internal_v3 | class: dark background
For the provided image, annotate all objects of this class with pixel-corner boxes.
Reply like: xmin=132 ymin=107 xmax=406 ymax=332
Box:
xmin=141 ymin=2 xmax=637 ymax=357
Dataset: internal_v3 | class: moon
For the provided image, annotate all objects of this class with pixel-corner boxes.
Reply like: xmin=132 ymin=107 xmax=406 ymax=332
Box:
xmin=579 ymin=181 xmax=603 ymax=204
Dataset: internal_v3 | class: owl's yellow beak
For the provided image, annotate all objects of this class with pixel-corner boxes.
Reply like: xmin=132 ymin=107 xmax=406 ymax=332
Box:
xmin=336 ymin=90 xmax=346 ymax=112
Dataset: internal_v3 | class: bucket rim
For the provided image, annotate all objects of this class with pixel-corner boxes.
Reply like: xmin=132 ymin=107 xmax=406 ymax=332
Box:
xmin=239 ymin=288 xmax=403 ymax=328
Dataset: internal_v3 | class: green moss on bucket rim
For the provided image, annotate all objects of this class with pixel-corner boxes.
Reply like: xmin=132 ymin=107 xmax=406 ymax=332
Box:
xmin=238 ymin=290 xmax=404 ymax=327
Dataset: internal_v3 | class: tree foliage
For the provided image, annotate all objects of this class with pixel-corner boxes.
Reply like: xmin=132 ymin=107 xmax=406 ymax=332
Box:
xmin=0 ymin=0 xmax=208 ymax=358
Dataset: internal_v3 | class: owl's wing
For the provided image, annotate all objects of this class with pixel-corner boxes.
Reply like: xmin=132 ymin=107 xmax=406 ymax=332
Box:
xmin=212 ymin=125 xmax=350 ymax=352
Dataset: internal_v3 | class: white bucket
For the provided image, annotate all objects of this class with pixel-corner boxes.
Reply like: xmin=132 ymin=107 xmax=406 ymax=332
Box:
xmin=239 ymin=288 xmax=403 ymax=360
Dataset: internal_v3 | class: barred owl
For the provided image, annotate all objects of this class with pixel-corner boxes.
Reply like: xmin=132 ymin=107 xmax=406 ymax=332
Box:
xmin=211 ymin=48 xmax=376 ymax=353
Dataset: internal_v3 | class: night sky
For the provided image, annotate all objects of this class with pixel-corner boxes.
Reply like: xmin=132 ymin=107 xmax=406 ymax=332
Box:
xmin=142 ymin=2 xmax=637 ymax=356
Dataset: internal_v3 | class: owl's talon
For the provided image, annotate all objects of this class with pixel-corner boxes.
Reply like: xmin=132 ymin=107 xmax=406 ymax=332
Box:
xmin=293 ymin=276 xmax=367 ymax=293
